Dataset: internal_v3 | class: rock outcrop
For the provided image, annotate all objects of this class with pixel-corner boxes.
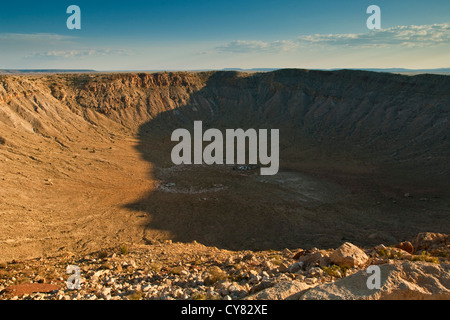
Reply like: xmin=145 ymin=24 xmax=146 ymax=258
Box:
xmin=300 ymin=261 xmax=450 ymax=300
xmin=413 ymin=233 xmax=449 ymax=253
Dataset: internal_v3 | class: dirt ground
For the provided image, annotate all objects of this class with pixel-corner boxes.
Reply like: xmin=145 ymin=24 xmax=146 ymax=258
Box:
xmin=0 ymin=134 xmax=156 ymax=262
xmin=2 ymin=130 xmax=448 ymax=264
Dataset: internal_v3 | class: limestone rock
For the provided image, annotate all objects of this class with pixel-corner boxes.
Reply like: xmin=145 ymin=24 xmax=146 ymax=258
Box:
xmin=300 ymin=261 xmax=450 ymax=300
xmin=329 ymin=242 xmax=369 ymax=268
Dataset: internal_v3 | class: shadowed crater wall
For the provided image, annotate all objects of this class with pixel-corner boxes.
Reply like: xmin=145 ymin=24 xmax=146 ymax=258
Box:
xmin=126 ymin=69 xmax=450 ymax=250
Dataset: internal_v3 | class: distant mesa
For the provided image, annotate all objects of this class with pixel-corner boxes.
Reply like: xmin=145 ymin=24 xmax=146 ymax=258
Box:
xmin=222 ymin=67 xmax=450 ymax=75
xmin=336 ymin=68 xmax=450 ymax=75
xmin=0 ymin=69 xmax=96 ymax=75
xmin=2 ymin=67 xmax=449 ymax=75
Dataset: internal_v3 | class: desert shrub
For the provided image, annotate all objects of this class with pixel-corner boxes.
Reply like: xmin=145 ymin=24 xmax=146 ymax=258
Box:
xmin=128 ymin=290 xmax=143 ymax=300
xmin=167 ymin=266 xmax=184 ymax=275
xmin=97 ymin=249 xmax=108 ymax=259
xmin=377 ymin=248 xmax=403 ymax=259
xmin=269 ymin=255 xmax=283 ymax=266
xmin=322 ymin=264 xmax=349 ymax=278
xmin=0 ymin=270 xmax=12 ymax=280
xmin=148 ymin=262 xmax=162 ymax=272
xmin=204 ymin=266 xmax=228 ymax=285
xmin=412 ymin=251 xmax=439 ymax=264
xmin=119 ymin=244 xmax=129 ymax=255
xmin=193 ymin=259 xmax=203 ymax=266
xmin=191 ymin=293 xmax=207 ymax=300
xmin=192 ymin=292 xmax=220 ymax=300
xmin=229 ymin=273 xmax=247 ymax=282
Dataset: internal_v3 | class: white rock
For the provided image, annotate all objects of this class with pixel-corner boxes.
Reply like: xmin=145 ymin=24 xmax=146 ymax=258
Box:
xmin=92 ymin=270 xmax=108 ymax=279
xmin=102 ymin=287 xmax=112 ymax=297
xmin=329 ymin=242 xmax=369 ymax=268
xmin=173 ymin=289 xmax=185 ymax=298
xmin=305 ymin=278 xmax=318 ymax=285
xmin=309 ymin=267 xmax=324 ymax=277
xmin=142 ymin=284 xmax=153 ymax=292
xmin=295 ymin=274 xmax=305 ymax=281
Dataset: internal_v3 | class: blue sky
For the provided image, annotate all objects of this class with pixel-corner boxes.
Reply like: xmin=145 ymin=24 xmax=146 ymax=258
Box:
xmin=0 ymin=0 xmax=449 ymax=70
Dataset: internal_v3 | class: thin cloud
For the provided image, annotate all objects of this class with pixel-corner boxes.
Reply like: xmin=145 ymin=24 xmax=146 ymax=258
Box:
xmin=216 ymin=23 xmax=450 ymax=53
xmin=27 ymin=49 xmax=130 ymax=59
xmin=216 ymin=40 xmax=297 ymax=53
xmin=298 ymin=24 xmax=450 ymax=48
xmin=0 ymin=33 xmax=77 ymax=44
xmin=0 ymin=33 xmax=131 ymax=61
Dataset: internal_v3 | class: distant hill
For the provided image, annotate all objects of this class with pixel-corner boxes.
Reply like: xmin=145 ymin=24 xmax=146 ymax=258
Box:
xmin=3 ymin=68 xmax=448 ymax=75
xmin=0 ymin=69 xmax=96 ymax=75
xmin=336 ymin=68 xmax=450 ymax=75
xmin=221 ymin=67 xmax=450 ymax=75
xmin=222 ymin=68 xmax=279 ymax=72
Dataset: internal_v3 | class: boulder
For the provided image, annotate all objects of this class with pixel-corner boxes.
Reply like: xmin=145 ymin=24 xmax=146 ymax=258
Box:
xmin=299 ymin=261 xmax=450 ymax=300
xmin=395 ymin=241 xmax=415 ymax=254
xmin=294 ymin=249 xmax=331 ymax=268
xmin=329 ymin=242 xmax=369 ymax=268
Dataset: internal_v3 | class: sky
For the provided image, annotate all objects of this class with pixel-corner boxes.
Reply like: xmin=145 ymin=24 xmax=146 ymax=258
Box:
xmin=0 ymin=0 xmax=449 ymax=70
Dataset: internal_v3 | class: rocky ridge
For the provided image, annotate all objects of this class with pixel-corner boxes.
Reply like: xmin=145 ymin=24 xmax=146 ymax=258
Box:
xmin=0 ymin=232 xmax=448 ymax=300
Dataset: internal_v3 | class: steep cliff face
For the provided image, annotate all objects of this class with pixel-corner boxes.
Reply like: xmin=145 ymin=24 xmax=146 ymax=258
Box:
xmin=2 ymin=70 xmax=448 ymax=171
xmin=0 ymin=72 xmax=207 ymax=143
xmin=0 ymin=70 xmax=449 ymax=261
xmin=75 ymin=71 xmax=450 ymax=177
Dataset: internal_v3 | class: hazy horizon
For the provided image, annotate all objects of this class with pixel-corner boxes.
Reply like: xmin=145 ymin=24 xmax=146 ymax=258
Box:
xmin=2 ymin=67 xmax=450 ymax=74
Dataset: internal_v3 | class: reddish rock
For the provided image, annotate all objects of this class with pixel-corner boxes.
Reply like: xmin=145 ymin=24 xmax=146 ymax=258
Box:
xmin=395 ymin=241 xmax=415 ymax=254
xmin=2 ymin=283 xmax=60 ymax=298
xmin=292 ymin=250 xmax=309 ymax=260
